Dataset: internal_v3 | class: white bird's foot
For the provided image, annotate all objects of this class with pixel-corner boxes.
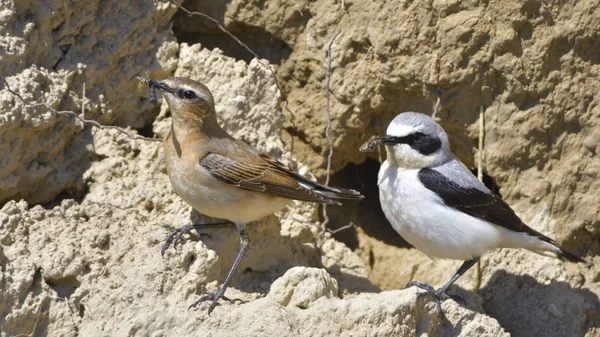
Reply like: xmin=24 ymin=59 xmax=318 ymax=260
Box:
xmin=407 ymin=281 xmax=466 ymax=318
xmin=189 ymin=291 xmax=243 ymax=315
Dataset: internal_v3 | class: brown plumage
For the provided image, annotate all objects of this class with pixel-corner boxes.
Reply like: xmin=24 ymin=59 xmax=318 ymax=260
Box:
xmin=140 ymin=76 xmax=363 ymax=315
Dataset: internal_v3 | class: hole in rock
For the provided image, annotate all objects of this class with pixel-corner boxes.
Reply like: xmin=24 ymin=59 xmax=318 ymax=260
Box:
xmin=172 ymin=2 xmax=292 ymax=64
xmin=561 ymin=228 xmax=598 ymax=259
xmin=574 ymin=34 xmax=600 ymax=65
xmin=44 ymin=275 xmax=80 ymax=299
xmin=134 ymin=123 xmax=156 ymax=139
xmin=188 ymin=254 xmax=196 ymax=266
xmin=38 ymin=187 xmax=87 ymax=210
xmin=322 ymin=158 xmax=411 ymax=251
xmin=31 ymin=268 xmax=43 ymax=294
xmin=469 ymin=169 xmax=502 ymax=196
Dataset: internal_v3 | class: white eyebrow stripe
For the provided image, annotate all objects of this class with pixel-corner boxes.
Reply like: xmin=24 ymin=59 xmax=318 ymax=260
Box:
xmin=386 ymin=122 xmax=416 ymax=137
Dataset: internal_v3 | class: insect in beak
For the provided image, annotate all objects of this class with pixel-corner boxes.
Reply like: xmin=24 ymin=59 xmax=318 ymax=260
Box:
xmin=137 ymin=76 xmax=174 ymax=104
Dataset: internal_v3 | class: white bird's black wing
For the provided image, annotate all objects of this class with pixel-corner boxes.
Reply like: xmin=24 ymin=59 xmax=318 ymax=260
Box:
xmin=418 ymin=168 xmax=533 ymax=233
xmin=417 ymin=167 xmax=584 ymax=262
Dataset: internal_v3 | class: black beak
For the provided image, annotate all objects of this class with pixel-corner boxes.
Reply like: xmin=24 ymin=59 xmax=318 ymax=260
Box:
xmin=359 ymin=135 xmax=401 ymax=152
xmin=377 ymin=135 xmax=402 ymax=145
xmin=148 ymin=79 xmax=174 ymax=94
xmin=137 ymin=77 xmax=175 ymax=104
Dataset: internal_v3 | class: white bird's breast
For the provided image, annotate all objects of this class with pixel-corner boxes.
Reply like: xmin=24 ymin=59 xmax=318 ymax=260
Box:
xmin=377 ymin=161 xmax=502 ymax=260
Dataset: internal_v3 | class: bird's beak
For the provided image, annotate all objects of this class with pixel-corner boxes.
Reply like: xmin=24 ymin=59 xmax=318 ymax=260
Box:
xmin=137 ymin=77 xmax=175 ymax=104
xmin=378 ymin=135 xmax=401 ymax=145
xmin=359 ymin=135 xmax=403 ymax=152
xmin=360 ymin=135 xmax=399 ymax=152
xmin=147 ymin=79 xmax=175 ymax=94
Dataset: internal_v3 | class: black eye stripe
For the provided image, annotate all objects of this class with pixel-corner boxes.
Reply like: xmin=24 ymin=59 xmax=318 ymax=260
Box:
xmin=411 ymin=135 xmax=441 ymax=155
xmin=381 ymin=132 xmax=441 ymax=155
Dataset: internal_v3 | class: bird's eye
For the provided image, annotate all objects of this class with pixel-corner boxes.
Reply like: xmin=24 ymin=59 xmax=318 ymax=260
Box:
xmin=180 ymin=89 xmax=197 ymax=100
xmin=413 ymin=133 xmax=425 ymax=143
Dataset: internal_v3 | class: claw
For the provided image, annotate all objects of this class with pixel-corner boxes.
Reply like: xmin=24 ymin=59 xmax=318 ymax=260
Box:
xmin=189 ymin=292 xmax=243 ymax=315
xmin=405 ymin=259 xmax=477 ymax=318
xmin=406 ymin=281 xmax=460 ymax=319
xmin=161 ymin=224 xmax=211 ymax=257
xmin=407 ymin=281 xmax=436 ymax=293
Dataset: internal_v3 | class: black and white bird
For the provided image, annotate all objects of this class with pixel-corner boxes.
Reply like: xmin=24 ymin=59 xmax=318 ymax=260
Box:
xmin=366 ymin=112 xmax=585 ymax=313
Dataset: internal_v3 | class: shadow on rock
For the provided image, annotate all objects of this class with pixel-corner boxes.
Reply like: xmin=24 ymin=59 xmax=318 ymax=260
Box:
xmin=174 ymin=212 xmax=381 ymax=301
xmin=480 ymin=269 xmax=600 ymax=337
xmin=324 ymin=263 xmax=381 ymax=294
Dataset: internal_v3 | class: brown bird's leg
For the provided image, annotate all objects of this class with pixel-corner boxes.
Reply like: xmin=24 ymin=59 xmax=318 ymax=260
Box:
xmin=161 ymin=221 xmax=235 ymax=257
xmin=189 ymin=222 xmax=249 ymax=315
xmin=407 ymin=257 xmax=479 ymax=317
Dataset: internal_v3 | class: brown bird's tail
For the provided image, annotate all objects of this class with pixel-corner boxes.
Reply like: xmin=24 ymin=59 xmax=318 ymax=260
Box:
xmin=314 ymin=185 xmax=364 ymax=203
xmin=258 ymin=153 xmax=364 ymax=205
xmin=293 ymin=174 xmax=364 ymax=206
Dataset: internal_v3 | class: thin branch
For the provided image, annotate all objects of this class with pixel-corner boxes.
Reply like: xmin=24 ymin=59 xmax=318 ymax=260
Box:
xmin=12 ymin=301 xmax=43 ymax=337
xmin=431 ymin=94 xmax=441 ymax=118
xmin=327 ymin=222 xmax=355 ymax=234
xmin=294 ymin=47 xmax=373 ymax=112
xmin=318 ymin=31 xmax=341 ymax=248
xmin=477 ymin=106 xmax=485 ymax=181
xmin=163 ymin=0 xmax=376 ymax=153
xmin=2 ymin=79 xmax=160 ymax=142
xmin=324 ymin=31 xmax=341 ymax=186
xmin=163 ymin=0 xmax=297 ymax=147
xmin=81 ymin=80 xmax=86 ymax=130
xmin=165 ymin=0 xmax=266 ymax=69
xmin=474 ymin=105 xmax=485 ymax=293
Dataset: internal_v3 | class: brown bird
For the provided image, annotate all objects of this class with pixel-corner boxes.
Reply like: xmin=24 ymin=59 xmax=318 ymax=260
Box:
xmin=139 ymin=76 xmax=363 ymax=314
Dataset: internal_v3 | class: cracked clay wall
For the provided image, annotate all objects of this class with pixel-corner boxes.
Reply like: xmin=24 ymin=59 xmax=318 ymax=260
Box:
xmin=1 ymin=0 xmax=599 ymax=337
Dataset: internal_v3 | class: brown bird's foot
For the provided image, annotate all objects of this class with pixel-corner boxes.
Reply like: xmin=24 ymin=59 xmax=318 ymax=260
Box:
xmin=406 ymin=281 xmax=466 ymax=318
xmin=161 ymin=222 xmax=234 ymax=257
xmin=189 ymin=291 xmax=243 ymax=315
xmin=188 ymin=223 xmax=249 ymax=315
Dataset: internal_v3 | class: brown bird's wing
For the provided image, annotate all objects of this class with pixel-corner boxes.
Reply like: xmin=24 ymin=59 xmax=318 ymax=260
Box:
xmin=199 ymin=150 xmax=362 ymax=205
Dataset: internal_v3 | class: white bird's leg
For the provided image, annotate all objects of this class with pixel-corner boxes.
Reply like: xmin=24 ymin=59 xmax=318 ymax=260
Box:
xmin=408 ymin=258 xmax=479 ymax=316
xmin=189 ymin=222 xmax=249 ymax=315
xmin=161 ymin=221 xmax=236 ymax=256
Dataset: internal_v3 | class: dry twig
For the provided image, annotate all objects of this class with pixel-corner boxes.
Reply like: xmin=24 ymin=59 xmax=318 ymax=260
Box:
xmin=163 ymin=0 xmax=297 ymax=146
xmin=324 ymin=31 xmax=341 ymax=186
xmin=81 ymin=80 xmax=86 ymax=130
xmin=318 ymin=31 xmax=342 ymax=247
xmin=294 ymin=47 xmax=373 ymax=113
xmin=12 ymin=302 xmax=43 ymax=337
xmin=327 ymin=222 xmax=355 ymax=235
xmin=474 ymin=105 xmax=485 ymax=292
xmin=2 ymin=78 xmax=160 ymax=142
xmin=431 ymin=93 xmax=441 ymax=118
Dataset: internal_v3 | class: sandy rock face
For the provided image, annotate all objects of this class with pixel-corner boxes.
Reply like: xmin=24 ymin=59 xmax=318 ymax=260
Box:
xmin=0 ymin=45 xmax=501 ymax=336
xmin=176 ymin=2 xmax=600 ymax=335
xmin=1 ymin=0 xmax=599 ymax=336
xmin=0 ymin=0 xmax=178 ymax=204
xmin=267 ymin=267 xmax=339 ymax=308
xmin=195 ymin=0 xmax=600 ymax=247
xmin=0 ymin=47 xmax=364 ymax=336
